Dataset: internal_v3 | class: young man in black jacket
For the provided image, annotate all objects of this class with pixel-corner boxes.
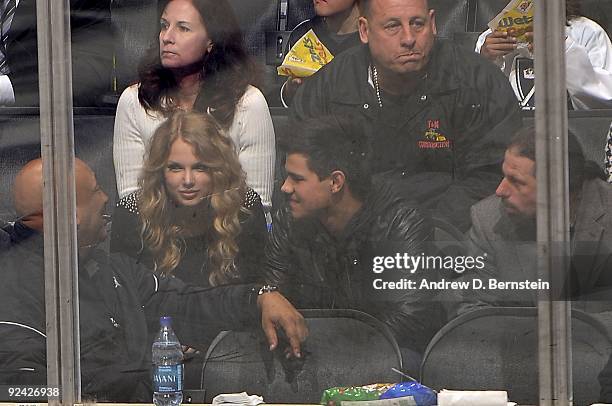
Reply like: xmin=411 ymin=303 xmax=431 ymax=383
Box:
xmin=264 ymin=116 xmax=445 ymax=375
xmin=0 ymin=158 xmax=307 ymax=402
xmin=291 ymin=0 xmax=522 ymax=232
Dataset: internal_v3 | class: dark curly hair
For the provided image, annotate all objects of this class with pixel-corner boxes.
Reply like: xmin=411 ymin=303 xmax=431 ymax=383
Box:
xmin=137 ymin=0 xmax=259 ymax=129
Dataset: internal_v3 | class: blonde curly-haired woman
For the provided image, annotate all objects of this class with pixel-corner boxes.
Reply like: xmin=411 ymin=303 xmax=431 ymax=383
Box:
xmin=110 ymin=111 xmax=266 ymax=287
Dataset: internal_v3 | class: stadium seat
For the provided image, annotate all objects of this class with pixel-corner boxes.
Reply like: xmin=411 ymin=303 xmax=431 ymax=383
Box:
xmin=429 ymin=0 xmax=470 ymax=38
xmin=110 ymin=0 xmax=159 ymax=94
xmin=523 ymin=110 xmax=612 ymax=168
xmin=200 ymin=309 xmax=403 ymax=403
xmin=0 ymin=108 xmax=117 ymax=221
xmin=452 ymin=31 xmax=481 ymax=53
xmin=0 ymin=321 xmax=47 ymax=389
xmin=471 ymin=0 xmax=509 ymax=33
xmin=420 ymin=307 xmax=612 ymax=405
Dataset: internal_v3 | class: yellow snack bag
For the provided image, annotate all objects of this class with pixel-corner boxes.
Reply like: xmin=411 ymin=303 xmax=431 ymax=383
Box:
xmin=488 ymin=0 xmax=534 ymax=44
xmin=277 ymin=29 xmax=334 ymax=78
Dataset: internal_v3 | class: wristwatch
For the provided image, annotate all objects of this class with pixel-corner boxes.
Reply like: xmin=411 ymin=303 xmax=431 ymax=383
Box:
xmin=249 ymin=284 xmax=279 ymax=305
xmin=257 ymin=284 xmax=279 ymax=295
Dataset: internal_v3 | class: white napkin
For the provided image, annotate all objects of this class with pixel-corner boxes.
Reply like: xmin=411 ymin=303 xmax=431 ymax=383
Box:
xmin=211 ymin=392 xmax=264 ymax=406
xmin=437 ymin=390 xmax=509 ymax=406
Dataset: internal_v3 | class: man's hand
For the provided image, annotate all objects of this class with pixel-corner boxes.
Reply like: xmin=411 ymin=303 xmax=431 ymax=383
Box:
xmin=281 ymin=77 xmax=304 ymax=107
xmin=258 ymin=291 xmax=308 ymax=358
xmin=481 ymin=30 xmax=517 ymax=61
xmin=525 ymin=31 xmax=534 ymax=53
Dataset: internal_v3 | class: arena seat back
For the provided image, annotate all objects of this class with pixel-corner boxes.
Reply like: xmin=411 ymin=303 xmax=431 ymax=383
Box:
xmin=523 ymin=110 xmax=612 ymax=169
xmin=200 ymin=309 xmax=403 ymax=403
xmin=420 ymin=307 xmax=612 ymax=405
xmin=0 ymin=108 xmax=117 ymax=222
xmin=429 ymin=0 xmax=470 ymax=38
xmin=0 ymin=321 xmax=47 ymax=388
xmin=227 ymin=0 xmax=314 ymax=58
xmin=471 ymin=0 xmax=509 ymax=33
xmin=111 ymin=0 xmax=158 ymax=92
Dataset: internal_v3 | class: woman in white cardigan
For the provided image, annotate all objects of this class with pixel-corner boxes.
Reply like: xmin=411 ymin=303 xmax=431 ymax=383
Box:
xmin=113 ymin=0 xmax=275 ymax=209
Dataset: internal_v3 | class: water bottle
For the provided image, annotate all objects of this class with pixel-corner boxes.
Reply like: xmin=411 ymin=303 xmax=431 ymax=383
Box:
xmin=152 ymin=316 xmax=183 ymax=406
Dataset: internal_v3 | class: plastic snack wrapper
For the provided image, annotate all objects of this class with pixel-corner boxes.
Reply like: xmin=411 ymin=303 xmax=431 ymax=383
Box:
xmin=321 ymin=383 xmax=394 ymax=406
xmin=488 ymin=0 xmax=534 ymax=45
xmin=277 ymin=29 xmax=334 ymax=78
xmin=380 ymin=382 xmax=437 ymax=406
xmin=321 ymin=382 xmax=436 ymax=406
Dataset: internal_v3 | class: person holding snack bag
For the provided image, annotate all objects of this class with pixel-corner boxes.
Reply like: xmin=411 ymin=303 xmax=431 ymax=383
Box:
xmin=271 ymin=0 xmax=361 ymax=107
xmin=483 ymin=0 xmax=534 ymax=55
xmin=476 ymin=0 xmax=612 ymax=110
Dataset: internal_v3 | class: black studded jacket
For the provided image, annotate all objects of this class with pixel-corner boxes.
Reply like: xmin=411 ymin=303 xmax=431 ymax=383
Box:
xmin=110 ymin=189 xmax=267 ymax=287
xmin=263 ymin=181 xmax=445 ymax=353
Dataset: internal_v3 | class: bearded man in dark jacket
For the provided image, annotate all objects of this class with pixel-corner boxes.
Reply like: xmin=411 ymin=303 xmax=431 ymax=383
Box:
xmin=264 ymin=117 xmax=445 ymax=375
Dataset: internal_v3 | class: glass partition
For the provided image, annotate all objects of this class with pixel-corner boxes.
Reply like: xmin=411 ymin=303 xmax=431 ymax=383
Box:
xmin=3 ymin=0 xmax=612 ymax=405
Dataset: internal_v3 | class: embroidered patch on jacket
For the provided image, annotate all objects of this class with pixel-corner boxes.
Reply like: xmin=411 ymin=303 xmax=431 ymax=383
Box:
xmin=418 ymin=119 xmax=451 ymax=149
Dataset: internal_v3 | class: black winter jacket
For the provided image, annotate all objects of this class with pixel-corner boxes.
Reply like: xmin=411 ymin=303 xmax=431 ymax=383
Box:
xmin=0 ymin=225 xmax=259 ymax=402
xmin=291 ymin=40 xmax=522 ymax=231
xmin=264 ymin=182 xmax=444 ymax=353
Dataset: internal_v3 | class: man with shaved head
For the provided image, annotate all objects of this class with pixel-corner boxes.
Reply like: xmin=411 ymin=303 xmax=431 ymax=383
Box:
xmin=0 ymin=158 xmax=307 ymax=402
xmin=12 ymin=159 xmax=109 ymax=244
xmin=0 ymin=160 xmax=47 ymax=250
xmin=291 ymin=0 xmax=522 ymax=231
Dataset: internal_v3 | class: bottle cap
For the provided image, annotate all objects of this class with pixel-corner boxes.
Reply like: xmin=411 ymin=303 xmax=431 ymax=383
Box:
xmin=160 ymin=316 xmax=172 ymax=327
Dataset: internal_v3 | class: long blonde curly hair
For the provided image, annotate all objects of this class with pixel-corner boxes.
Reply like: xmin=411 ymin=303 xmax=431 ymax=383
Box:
xmin=138 ymin=111 xmax=247 ymax=286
